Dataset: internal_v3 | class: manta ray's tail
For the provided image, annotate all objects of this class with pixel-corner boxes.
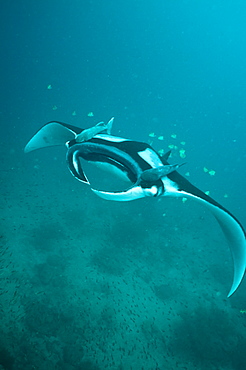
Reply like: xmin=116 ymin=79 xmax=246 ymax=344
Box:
xmin=24 ymin=121 xmax=83 ymax=153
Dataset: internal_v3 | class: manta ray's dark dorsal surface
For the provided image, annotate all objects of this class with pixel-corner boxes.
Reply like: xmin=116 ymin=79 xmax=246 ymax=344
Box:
xmin=25 ymin=119 xmax=246 ymax=297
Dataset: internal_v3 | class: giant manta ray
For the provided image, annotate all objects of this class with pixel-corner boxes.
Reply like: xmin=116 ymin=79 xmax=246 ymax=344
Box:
xmin=25 ymin=118 xmax=246 ymax=297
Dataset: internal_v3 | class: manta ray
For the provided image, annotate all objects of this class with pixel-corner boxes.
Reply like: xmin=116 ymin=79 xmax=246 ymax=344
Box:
xmin=25 ymin=118 xmax=246 ymax=297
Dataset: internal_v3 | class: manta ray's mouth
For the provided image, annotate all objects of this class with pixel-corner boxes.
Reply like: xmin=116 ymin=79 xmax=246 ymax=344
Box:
xmin=81 ymin=158 xmax=135 ymax=192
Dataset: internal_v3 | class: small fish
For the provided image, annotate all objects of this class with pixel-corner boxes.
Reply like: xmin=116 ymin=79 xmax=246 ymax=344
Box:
xmin=140 ymin=163 xmax=184 ymax=182
xmin=75 ymin=117 xmax=114 ymax=142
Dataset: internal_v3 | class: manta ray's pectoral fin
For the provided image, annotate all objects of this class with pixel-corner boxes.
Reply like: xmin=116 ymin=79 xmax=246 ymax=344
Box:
xmin=180 ymin=190 xmax=246 ymax=297
xmin=210 ymin=205 xmax=246 ymax=297
xmin=91 ymin=184 xmax=159 ymax=201
xmin=24 ymin=121 xmax=83 ymax=153
xmin=166 ymin=171 xmax=246 ymax=297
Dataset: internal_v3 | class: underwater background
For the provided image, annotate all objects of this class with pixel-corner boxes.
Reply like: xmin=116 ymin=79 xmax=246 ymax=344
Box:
xmin=1 ymin=1 xmax=246 ymax=369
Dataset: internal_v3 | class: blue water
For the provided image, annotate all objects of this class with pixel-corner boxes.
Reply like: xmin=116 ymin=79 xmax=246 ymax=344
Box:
xmin=1 ymin=1 xmax=246 ymax=369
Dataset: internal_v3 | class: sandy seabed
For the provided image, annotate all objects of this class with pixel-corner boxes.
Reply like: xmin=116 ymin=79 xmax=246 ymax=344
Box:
xmin=1 ymin=150 xmax=246 ymax=370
